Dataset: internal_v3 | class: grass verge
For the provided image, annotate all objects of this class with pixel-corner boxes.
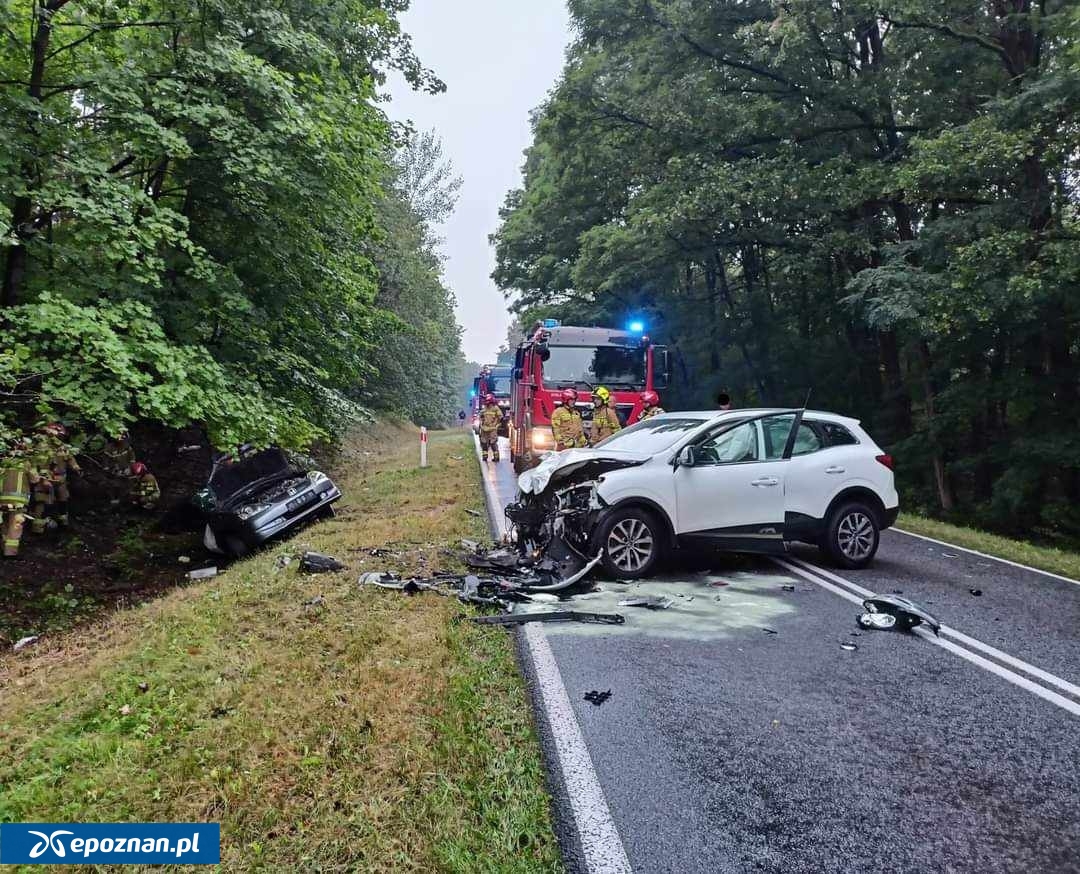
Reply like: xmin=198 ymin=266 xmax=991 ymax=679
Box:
xmin=0 ymin=425 xmax=561 ymax=873
xmin=897 ymin=512 xmax=1080 ymax=582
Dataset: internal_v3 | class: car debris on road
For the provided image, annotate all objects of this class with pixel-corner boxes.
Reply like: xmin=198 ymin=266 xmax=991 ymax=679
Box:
xmin=584 ymin=690 xmax=613 ymax=706
xmin=299 ymin=551 xmax=345 ymax=573
xmin=858 ymin=594 xmax=941 ymax=635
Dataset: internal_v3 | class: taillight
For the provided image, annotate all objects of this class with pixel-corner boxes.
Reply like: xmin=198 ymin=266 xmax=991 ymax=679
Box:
xmin=876 ymin=454 xmax=894 ymax=471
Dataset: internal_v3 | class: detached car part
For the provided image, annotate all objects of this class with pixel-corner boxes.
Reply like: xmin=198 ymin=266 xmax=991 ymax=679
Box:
xmin=862 ymin=594 xmax=941 ymax=635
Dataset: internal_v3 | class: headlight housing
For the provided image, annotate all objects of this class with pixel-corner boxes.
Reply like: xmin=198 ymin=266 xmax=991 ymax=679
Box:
xmin=238 ymin=502 xmax=271 ymax=520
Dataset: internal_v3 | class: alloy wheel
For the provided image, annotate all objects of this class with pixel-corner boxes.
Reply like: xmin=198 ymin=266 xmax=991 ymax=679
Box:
xmin=606 ymin=518 xmax=655 ymax=573
xmin=837 ymin=511 xmax=875 ymax=561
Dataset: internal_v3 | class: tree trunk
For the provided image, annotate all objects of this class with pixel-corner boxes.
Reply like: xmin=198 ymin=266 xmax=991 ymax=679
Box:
xmin=918 ymin=340 xmax=955 ymax=511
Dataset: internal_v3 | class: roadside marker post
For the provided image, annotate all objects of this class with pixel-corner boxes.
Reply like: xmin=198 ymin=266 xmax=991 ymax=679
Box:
xmin=420 ymin=427 xmax=428 ymax=468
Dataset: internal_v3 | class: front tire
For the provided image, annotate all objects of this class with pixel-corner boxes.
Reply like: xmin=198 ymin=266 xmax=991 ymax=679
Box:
xmin=225 ymin=535 xmax=251 ymax=558
xmin=823 ymin=501 xmax=879 ymax=569
xmin=594 ymin=507 xmax=665 ymax=579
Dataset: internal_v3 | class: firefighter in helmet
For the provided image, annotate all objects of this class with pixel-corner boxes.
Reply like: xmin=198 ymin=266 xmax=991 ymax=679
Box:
xmin=33 ymin=422 xmax=81 ymax=530
xmin=636 ymin=391 xmax=665 ymax=423
xmin=551 ymin=388 xmax=587 ymax=450
xmin=478 ymin=394 xmax=503 ymax=462
xmin=129 ymin=461 xmax=161 ymax=511
xmin=1 ymin=436 xmax=39 ymax=557
xmin=590 ymin=386 xmax=622 ymax=444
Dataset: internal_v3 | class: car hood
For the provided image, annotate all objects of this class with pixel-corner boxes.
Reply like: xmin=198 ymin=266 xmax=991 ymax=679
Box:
xmin=517 ymin=448 xmax=651 ymax=495
xmin=209 ymin=448 xmax=294 ymax=504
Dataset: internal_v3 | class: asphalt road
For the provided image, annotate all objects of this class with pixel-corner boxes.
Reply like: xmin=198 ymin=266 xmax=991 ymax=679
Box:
xmin=477 ymin=440 xmax=1080 ymax=874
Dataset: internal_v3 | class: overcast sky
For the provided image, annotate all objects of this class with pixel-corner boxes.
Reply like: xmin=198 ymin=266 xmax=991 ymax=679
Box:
xmin=386 ymin=0 xmax=571 ymax=365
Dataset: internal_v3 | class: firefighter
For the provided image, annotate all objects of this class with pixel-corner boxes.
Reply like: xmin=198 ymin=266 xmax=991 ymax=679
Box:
xmin=102 ymin=431 xmax=136 ymax=477
xmin=478 ymin=394 xmax=503 ymax=462
xmin=129 ymin=461 xmax=161 ymax=510
xmin=1 ymin=437 xmax=38 ymax=557
xmin=590 ymin=386 xmax=622 ymax=444
xmin=32 ymin=422 xmax=80 ymax=530
xmin=551 ymin=388 xmax=587 ymax=450
xmin=636 ymin=390 xmax=665 ymax=422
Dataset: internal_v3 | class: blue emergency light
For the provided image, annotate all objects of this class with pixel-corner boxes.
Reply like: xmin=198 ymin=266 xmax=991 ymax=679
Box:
xmin=628 ymin=320 xmax=645 ymax=334
xmin=469 ymin=388 xmax=477 ymax=398
xmin=542 ymin=318 xmax=561 ymax=328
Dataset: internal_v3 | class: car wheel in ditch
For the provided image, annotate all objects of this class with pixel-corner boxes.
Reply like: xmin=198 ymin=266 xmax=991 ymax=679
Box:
xmin=595 ymin=507 xmax=663 ymax=579
xmin=823 ymin=501 xmax=879 ymax=569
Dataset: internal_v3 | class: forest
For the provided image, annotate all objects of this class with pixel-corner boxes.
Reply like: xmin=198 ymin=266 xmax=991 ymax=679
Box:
xmin=0 ymin=0 xmax=465 ymax=452
xmin=493 ymin=0 xmax=1080 ymax=538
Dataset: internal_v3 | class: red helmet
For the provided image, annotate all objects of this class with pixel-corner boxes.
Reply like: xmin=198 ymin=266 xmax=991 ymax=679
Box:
xmin=641 ymin=391 xmax=659 ymax=407
xmin=484 ymin=393 xmax=497 ymax=405
xmin=131 ymin=461 xmax=148 ymax=476
xmin=561 ymin=388 xmax=578 ymax=405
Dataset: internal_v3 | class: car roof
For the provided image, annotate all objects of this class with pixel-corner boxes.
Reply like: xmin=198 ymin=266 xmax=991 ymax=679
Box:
xmin=655 ymin=408 xmax=862 ymax=427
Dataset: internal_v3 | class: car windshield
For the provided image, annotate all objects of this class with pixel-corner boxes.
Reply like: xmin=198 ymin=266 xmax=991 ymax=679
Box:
xmin=542 ymin=345 xmax=646 ymax=390
xmin=593 ymin=417 xmax=709 ymax=452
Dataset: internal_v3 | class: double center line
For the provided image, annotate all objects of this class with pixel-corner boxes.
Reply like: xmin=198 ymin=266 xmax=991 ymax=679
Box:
xmin=775 ymin=556 xmax=1080 ymax=718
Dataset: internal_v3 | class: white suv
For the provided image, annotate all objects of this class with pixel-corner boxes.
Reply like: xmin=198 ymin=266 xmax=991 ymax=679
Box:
xmin=516 ymin=409 xmax=898 ymax=578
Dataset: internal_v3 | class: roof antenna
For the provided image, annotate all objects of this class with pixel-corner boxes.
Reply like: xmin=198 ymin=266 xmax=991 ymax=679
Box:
xmin=802 ymin=387 xmax=813 ymax=410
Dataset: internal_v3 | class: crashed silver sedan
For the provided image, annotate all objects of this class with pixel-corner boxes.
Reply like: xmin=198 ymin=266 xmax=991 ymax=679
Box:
xmin=509 ymin=409 xmax=900 ymax=578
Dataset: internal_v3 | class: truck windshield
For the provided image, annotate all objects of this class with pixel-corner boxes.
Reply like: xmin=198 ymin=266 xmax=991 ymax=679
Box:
xmin=543 ymin=345 xmax=647 ymax=389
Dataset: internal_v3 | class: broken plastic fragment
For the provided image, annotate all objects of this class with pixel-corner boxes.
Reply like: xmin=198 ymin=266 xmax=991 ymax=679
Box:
xmin=584 ymin=690 xmax=612 ymax=706
xmin=969 ymin=588 xmax=982 ymax=597
xmin=471 ymin=611 xmax=625 ymax=626
xmin=862 ymin=594 xmax=941 ymax=635
xmin=300 ymin=552 xmax=345 ymax=573
xmin=840 ymin=642 xmax=858 ymax=652
xmin=781 ymin=584 xmax=796 ymax=592
xmin=12 ymin=635 xmax=39 ymax=652
xmin=188 ymin=566 xmax=218 ymax=580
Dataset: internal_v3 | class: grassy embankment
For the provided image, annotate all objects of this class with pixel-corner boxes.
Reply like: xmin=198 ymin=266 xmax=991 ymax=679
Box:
xmin=0 ymin=424 xmax=561 ymax=873
xmin=897 ymin=513 xmax=1080 ymax=581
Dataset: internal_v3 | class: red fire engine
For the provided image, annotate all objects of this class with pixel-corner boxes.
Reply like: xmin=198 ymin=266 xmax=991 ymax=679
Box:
xmin=508 ymin=320 xmax=669 ymax=473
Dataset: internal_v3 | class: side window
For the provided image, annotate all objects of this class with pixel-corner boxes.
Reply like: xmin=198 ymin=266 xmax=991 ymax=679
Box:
xmin=821 ymin=422 xmax=858 ymax=446
xmin=696 ymin=422 xmax=760 ymax=465
xmin=792 ymin=424 xmax=823 ymax=456
xmin=761 ymin=414 xmax=823 ymax=459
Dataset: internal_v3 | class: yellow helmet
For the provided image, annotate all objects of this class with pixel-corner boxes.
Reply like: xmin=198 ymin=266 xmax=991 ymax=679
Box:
xmin=593 ymin=386 xmax=611 ymax=404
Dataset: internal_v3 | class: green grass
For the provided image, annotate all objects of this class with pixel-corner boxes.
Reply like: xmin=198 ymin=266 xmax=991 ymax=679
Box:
xmin=0 ymin=426 xmax=562 ymax=873
xmin=897 ymin=513 xmax=1080 ymax=581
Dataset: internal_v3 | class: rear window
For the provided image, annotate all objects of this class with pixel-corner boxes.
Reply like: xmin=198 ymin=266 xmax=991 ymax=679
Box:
xmin=821 ymin=422 xmax=858 ymax=447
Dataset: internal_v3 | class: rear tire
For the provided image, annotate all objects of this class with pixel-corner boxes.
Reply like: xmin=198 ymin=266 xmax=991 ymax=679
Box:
xmin=822 ymin=501 xmax=879 ymax=569
xmin=593 ymin=507 xmax=665 ymax=579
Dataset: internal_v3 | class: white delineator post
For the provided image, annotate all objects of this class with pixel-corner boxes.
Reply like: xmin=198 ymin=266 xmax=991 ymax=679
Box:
xmin=420 ymin=426 xmax=428 ymax=468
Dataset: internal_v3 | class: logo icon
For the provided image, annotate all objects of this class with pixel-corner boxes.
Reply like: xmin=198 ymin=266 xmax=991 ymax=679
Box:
xmin=28 ymin=830 xmax=73 ymax=859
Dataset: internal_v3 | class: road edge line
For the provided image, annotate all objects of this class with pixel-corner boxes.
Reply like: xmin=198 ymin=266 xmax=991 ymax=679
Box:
xmin=473 ymin=436 xmax=633 ymax=874
xmin=892 ymin=527 xmax=1080 ymax=589
xmin=775 ymin=558 xmax=1080 ymax=718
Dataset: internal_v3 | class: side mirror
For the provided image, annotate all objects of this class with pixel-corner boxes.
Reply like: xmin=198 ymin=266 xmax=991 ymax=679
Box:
xmin=537 ymin=342 xmax=551 ymax=362
xmin=512 ymin=367 xmax=523 ymax=381
xmin=654 ymin=347 xmax=670 ymax=390
xmin=676 ymin=446 xmax=696 ymax=468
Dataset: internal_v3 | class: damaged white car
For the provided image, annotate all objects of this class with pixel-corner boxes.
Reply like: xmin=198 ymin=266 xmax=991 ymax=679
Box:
xmin=509 ymin=409 xmax=898 ymax=578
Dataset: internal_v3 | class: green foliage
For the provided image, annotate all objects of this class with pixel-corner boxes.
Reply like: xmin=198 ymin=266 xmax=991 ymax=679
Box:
xmin=1 ymin=0 xmax=463 ymax=450
xmin=493 ymin=0 xmax=1080 ymax=536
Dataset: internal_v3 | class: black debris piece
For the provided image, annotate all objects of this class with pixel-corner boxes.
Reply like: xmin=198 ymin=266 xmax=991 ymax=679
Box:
xmin=761 ymin=627 xmax=779 ymax=635
xmin=137 ymin=682 xmax=149 ymax=693
xmin=302 ymin=595 xmax=325 ymax=608
xmin=781 ymin=585 xmax=796 ymax=592
xmin=861 ymin=594 xmax=941 ymax=635
xmin=367 ymin=547 xmax=399 ymax=558
xmin=472 ymin=611 xmax=625 ymax=626
xmin=465 ymin=508 xmax=483 ymax=518
xmin=969 ymin=588 xmax=983 ymax=597
xmin=300 ymin=552 xmax=345 ymax=573
xmin=584 ymin=690 xmax=612 ymax=706
xmin=210 ymin=706 xmax=230 ymax=719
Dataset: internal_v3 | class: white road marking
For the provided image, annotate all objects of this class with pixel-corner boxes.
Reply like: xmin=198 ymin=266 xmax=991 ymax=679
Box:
xmin=775 ymin=558 xmax=1080 ymax=718
xmin=474 ymin=437 xmax=633 ymax=874
xmin=892 ymin=527 xmax=1080 ymax=589
xmin=784 ymin=556 xmax=1080 ymax=700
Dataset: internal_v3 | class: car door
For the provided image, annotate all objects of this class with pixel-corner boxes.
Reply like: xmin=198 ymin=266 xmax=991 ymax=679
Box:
xmin=672 ymin=413 xmax=798 ymax=553
xmin=782 ymin=419 xmax=868 ymax=521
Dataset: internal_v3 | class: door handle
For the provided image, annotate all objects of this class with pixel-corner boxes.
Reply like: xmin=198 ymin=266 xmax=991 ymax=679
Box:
xmin=825 ymin=466 xmax=846 ymax=474
xmin=751 ymin=477 xmax=779 ymax=487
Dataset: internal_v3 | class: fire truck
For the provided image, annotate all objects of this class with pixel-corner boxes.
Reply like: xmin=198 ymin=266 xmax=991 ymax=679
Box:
xmin=471 ymin=364 xmax=512 ymax=436
xmin=508 ymin=320 xmax=669 ymax=473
